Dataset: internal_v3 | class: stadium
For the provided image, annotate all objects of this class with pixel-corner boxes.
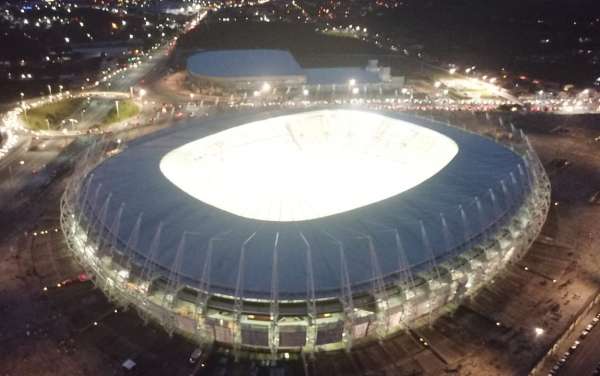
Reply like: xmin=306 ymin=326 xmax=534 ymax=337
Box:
xmin=60 ymin=108 xmax=550 ymax=356
xmin=185 ymin=49 xmax=397 ymax=92
xmin=186 ymin=50 xmax=307 ymax=89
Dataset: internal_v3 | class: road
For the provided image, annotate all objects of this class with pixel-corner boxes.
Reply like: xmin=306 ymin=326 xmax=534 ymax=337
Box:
xmin=556 ymin=310 xmax=600 ymax=375
xmin=0 ymin=8 xmax=208 ymax=218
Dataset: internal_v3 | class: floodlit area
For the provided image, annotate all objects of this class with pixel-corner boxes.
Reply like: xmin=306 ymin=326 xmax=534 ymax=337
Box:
xmin=160 ymin=110 xmax=459 ymax=221
xmin=439 ymin=77 xmax=509 ymax=98
xmin=62 ymin=109 xmax=550 ymax=357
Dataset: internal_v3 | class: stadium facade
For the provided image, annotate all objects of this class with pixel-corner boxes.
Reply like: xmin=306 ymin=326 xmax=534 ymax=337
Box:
xmin=61 ymin=109 xmax=550 ymax=357
xmin=186 ymin=49 xmax=398 ymax=92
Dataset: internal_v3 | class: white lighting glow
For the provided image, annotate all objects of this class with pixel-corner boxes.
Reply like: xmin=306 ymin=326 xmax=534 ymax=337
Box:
xmin=160 ymin=110 xmax=459 ymax=222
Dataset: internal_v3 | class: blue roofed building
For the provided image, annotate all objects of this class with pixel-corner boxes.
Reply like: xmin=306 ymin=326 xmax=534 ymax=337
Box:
xmin=186 ymin=49 xmax=400 ymax=92
xmin=187 ymin=49 xmax=307 ymax=89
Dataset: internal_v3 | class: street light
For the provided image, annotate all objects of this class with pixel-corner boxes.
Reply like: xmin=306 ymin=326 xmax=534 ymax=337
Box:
xmin=139 ymin=89 xmax=146 ymax=109
xmin=47 ymin=84 xmax=52 ymax=97
xmin=20 ymin=92 xmax=27 ymax=118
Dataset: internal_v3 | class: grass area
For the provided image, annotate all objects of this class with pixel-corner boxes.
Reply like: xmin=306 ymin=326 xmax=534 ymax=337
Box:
xmin=22 ymin=98 xmax=85 ymax=130
xmin=101 ymin=99 xmax=139 ymax=125
xmin=322 ymin=30 xmax=360 ymax=40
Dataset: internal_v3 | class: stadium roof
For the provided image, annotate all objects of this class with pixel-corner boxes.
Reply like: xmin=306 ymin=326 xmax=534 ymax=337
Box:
xmin=187 ymin=49 xmax=305 ymax=78
xmin=80 ymin=109 xmax=527 ymax=300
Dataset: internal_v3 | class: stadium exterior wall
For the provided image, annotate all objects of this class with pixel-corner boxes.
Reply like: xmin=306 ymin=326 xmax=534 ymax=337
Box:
xmin=60 ymin=113 xmax=550 ymax=358
xmin=188 ymin=72 xmax=307 ymax=90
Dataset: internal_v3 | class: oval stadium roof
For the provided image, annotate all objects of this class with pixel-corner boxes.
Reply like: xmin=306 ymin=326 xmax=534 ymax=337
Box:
xmin=80 ymin=109 xmax=528 ymax=300
xmin=187 ymin=49 xmax=305 ymax=79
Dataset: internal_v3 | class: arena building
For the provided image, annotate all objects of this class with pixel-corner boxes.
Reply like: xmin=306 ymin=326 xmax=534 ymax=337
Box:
xmin=186 ymin=49 xmax=398 ymax=92
xmin=186 ymin=49 xmax=307 ymax=89
xmin=61 ymin=109 xmax=550 ymax=357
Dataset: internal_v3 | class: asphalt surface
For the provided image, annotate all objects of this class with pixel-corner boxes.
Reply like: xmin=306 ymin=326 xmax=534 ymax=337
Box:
xmin=558 ymin=313 xmax=600 ymax=375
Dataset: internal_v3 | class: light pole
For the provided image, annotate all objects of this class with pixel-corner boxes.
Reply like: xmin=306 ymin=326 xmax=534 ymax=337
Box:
xmin=59 ymin=85 xmax=63 ymax=95
xmin=139 ymin=89 xmax=146 ymax=110
xmin=47 ymin=84 xmax=52 ymax=98
xmin=20 ymin=92 xmax=27 ymax=118
xmin=115 ymin=100 xmax=120 ymax=117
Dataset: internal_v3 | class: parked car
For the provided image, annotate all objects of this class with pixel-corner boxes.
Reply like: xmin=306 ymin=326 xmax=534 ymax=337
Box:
xmin=189 ymin=347 xmax=209 ymax=367
xmin=570 ymin=340 xmax=580 ymax=352
xmin=580 ymin=329 xmax=591 ymax=339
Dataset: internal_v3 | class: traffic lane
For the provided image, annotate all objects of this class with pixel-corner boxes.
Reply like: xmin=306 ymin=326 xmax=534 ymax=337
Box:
xmin=559 ymin=317 xmax=600 ymax=375
xmin=0 ymin=150 xmax=57 ymax=189
xmin=108 ymin=46 xmax=170 ymax=91
xmin=0 ymin=137 xmax=77 ymax=209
